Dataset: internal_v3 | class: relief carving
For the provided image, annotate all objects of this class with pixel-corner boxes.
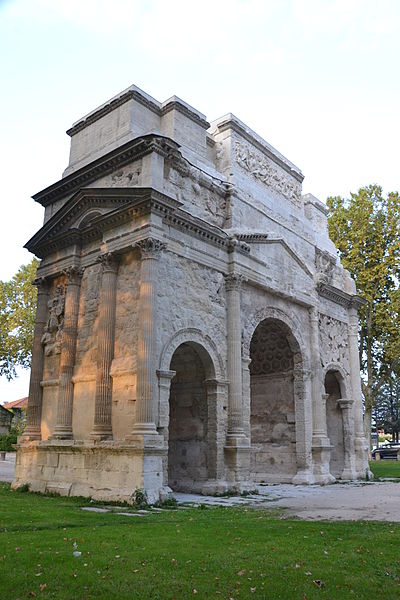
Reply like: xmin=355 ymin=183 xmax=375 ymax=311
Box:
xmin=319 ymin=314 xmax=350 ymax=375
xmin=41 ymin=284 xmax=65 ymax=356
xmin=315 ymin=248 xmax=336 ymax=288
xmin=167 ymin=164 xmax=227 ymax=227
xmin=110 ymin=167 xmax=141 ymax=187
xmin=234 ymin=141 xmax=302 ymax=207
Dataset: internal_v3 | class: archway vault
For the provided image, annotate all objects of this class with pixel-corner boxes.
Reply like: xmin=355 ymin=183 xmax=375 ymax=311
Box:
xmin=160 ymin=327 xmax=225 ymax=380
xmin=243 ymin=306 xmax=308 ymax=370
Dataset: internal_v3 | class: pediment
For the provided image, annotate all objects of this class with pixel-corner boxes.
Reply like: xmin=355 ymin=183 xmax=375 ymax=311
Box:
xmin=26 ymin=187 xmax=181 ymax=258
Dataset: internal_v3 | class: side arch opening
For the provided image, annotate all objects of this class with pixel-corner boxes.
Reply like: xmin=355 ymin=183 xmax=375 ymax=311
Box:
xmin=167 ymin=342 xmax=213 ymax=492
xmin=325 ymin=370 xmax=345 ymax=478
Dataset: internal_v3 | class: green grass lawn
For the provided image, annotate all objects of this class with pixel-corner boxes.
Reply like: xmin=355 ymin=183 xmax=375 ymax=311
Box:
xmin=1 ymin=483 xmax=400 ymax=599
xmin=369 ymin=460 xmax=400 ymax=480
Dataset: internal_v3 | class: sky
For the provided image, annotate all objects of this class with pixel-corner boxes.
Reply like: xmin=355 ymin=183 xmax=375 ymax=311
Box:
xmin=0 ymin=0 xmax=399 ymax=402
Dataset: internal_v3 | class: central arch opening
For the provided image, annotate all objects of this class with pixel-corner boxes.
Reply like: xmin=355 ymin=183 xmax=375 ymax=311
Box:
xmin=249 ymin=318 xmax=297 ymax=482
xmin=168 ymin=343 xmax=209 ymax=492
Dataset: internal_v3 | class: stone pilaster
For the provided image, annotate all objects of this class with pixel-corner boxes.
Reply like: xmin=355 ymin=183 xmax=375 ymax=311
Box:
xmin=309 ymin=306 xmax=334 ymax=483
xmin=348 ymin=304 xmax=370 ymax=476
xmin=22 ymin=277 xmax=50 ymax=440
xmin=224 ymin=272 xmax=246 ymax=444
xmin=338 ymin=398 xmax=357 ymax=479
xmin=91 ymin=253 xmax=119 ymax=440
xmin=52 ymin=267 xmax=83 ymax=440
xmin=130 ymin=238 xmax=166 ymax=437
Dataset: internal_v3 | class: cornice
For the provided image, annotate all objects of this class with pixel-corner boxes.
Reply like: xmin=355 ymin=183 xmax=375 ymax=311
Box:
xmin=66 ymin=89 xmax=162 ymax=136
xmin=317 ymin=282 xmax=366 ymax=310
xmin=160 ymin=99 xmax=210 ymax=129
xmin=32 ymin=135 xmax=180 ymax=207
xmin=66 ymin=89 xmax=210 ymax=137
xmin=26 ymin=188 xmax=182 ymax=258
xmin=165 ymin=210 xmax=250 ymax=254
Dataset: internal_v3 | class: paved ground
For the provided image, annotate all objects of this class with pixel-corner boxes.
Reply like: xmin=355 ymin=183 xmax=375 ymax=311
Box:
xmin=3 ymin=454 xmax=400 ymax=521
xmin=0 ymin=452 xmax=16 ymax=483
xmin=176 ymin=481 xmax=400 ymax=521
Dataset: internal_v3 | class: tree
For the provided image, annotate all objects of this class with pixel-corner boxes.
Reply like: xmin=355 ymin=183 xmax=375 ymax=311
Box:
xmin=327 ymin=185 xmax=400 ymax=447
xmin=0 ymin=259 xmax=39 ymax=380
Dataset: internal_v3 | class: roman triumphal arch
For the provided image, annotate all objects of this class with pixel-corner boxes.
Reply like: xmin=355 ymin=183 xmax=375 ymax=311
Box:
xmin=14 ymin=84 xmax=370 ymax=502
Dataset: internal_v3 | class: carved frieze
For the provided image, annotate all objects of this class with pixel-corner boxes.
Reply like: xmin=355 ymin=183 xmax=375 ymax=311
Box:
xmin=110 ymin=166 xmax=141 ymax=187
xmin=167 ymin=164 xmax=227 ymax=227
xmin=41 ymin=284 xmax=65 ymax=356
xmin=234 ymin=141 xmax=302 ymax=207
xmin=319 ymin=314 xmax=350 ymax=375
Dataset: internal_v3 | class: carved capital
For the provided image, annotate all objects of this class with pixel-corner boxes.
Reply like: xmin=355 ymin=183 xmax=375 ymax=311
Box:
xmin=32 ymin=276 xmax=50 ymax=294
xmin=135 ymin=237 xmax=166 ymax=259
xmin=97 ymin=252 xmax=119 ymax=273
xmin=224 ymin=272 xmax=244 ymax=292
xmin=63 ymin=266 xmax=84 ymax=286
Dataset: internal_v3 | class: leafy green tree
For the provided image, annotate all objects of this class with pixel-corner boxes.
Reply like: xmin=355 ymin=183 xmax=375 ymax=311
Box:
xmin=0 ymin=259 xmax=39 ymax=380
xmin=327 ymin=185 xmax=400 ymax=447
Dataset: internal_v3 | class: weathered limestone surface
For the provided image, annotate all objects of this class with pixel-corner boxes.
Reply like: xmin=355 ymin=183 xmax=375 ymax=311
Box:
xmin=14 ymin=84 xmax=370 ymax=502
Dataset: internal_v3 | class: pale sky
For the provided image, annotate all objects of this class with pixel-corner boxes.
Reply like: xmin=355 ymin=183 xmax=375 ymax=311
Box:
xmin=1 ymin=0 xmax=399 ymax=402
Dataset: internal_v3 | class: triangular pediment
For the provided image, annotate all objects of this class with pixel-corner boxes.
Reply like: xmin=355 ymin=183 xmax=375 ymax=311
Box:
xmin=26 ymin=187 xmax=181 ymax=258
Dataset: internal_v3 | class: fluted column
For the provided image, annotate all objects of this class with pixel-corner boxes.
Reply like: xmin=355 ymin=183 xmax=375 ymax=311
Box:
xmin=52 ymin=267 xmax=83 ymax=440
xmin=130 ymin=238 xmax=166 ymax=436
xmin=348 ymin=304 xmax=369 ymax=474
xmin=91 ymin=253 xmax=119 ymax=440
xmin=225 ymin=273 xmax=246 ymax=444
xmin=309 ymin=306 xmax=333 ymax=483
xmin=22 ymin=277 xmax=50 ymax=440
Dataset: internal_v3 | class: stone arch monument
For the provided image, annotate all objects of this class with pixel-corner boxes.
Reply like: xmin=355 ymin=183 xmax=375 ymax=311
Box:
xmin=13 ymin=84 xmax=369 ymax=501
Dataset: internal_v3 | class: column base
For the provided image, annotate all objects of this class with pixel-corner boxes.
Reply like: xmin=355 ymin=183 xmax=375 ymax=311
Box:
xmin=312 ymin=436 xmax=335 ymax=484
xmin=292 ymin=468 xmax=315 ymax=485
xmin=90 ymin=426 xmax=113 ymax=441
xmin=224 ymin=444 xmax=250 ymax=484
xmin=341 ymin=467 xmax=358 ymax=480
xmin=354 ymin=434 xmax=372 ymax=478
xmin=21 ymin=428 xmax=42 ymax=442
xmin=51 ymin=427 xmax=73 ymax=440
xmin=225 ymin=431 xmax=250 ymax=448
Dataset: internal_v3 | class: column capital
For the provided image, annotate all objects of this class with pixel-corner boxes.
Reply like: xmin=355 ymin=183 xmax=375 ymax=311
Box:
xmin=135 ymin=237 xmax=166 ymax=259
xmin=32 ymin=276 xmax=50 ymax=293
xmin=224 ymin=272 xmax=245 ymax=292
xmin=63 ymin=266 xmax=84 ymax=285
xmin=156 ymin=369 xmax=176 ymax=382
xmin=338 ymin=398 xmax=354 ymax=410
xmin=97 ymin=252 xmax=119 ymax=273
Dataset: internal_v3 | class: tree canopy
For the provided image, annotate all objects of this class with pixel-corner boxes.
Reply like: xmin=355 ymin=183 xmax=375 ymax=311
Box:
xmin=0 ymin=259 xmax=38 ymax=380
xmin=327 ymin=185 xmax=400 ymax=444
